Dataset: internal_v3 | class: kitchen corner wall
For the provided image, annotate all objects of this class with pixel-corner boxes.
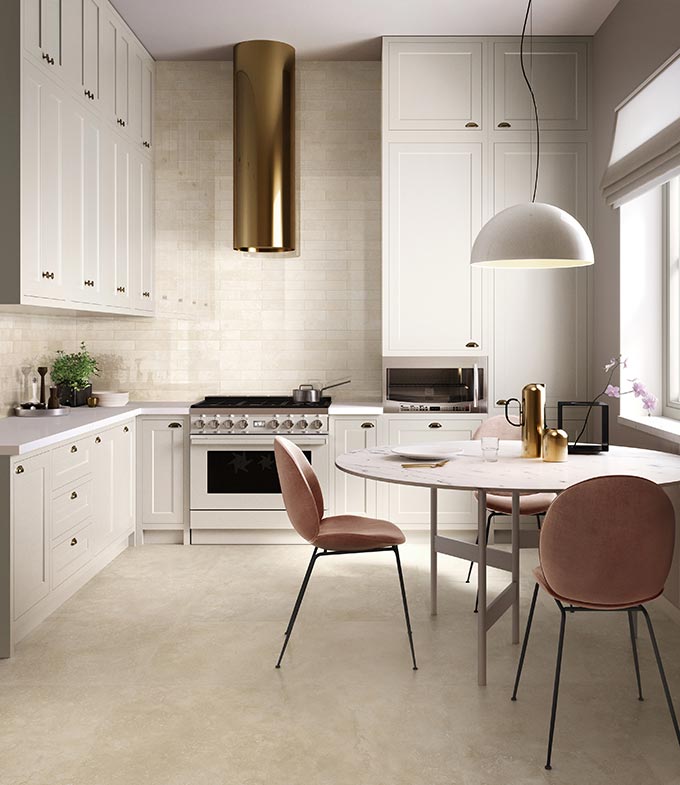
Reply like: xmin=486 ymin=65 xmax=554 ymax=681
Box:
xmin=0 ymin=61 xmax=381 ymax=413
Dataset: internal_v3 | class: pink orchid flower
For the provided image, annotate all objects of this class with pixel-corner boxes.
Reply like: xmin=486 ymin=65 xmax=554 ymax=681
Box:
xmin=632 ymin=381 xmax=648 ymax=398
xmin=642 ymin=394 xmax=657 ymax=411
xmin=604 ymin=384 xmax=620 ymax=398
xmin=604 ymin=357 xmax=618 ymax=372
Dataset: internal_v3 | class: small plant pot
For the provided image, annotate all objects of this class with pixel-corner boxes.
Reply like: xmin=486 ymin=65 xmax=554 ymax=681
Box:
xmin=57 ymin=383 xmax=93 ymax=408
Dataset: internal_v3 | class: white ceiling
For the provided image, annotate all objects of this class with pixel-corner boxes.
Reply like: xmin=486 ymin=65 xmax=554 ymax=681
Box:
xmin=110 ymin=0 xmax=620 ymax=61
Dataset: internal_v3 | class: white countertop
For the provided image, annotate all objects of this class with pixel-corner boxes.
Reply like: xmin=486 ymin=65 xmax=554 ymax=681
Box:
xmin=328 ymin=401 xmax=384 ymax=416
xmin=0 ymin=402 xmax=192 ymax=456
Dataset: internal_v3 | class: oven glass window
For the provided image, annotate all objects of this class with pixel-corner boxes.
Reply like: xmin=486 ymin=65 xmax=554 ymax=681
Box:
xmin=207 ymin=450 xmax=312 ymax=494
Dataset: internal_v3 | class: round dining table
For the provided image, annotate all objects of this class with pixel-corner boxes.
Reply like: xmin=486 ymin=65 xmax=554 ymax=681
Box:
xmin=335 ymin=439 xmax=680 ymax=685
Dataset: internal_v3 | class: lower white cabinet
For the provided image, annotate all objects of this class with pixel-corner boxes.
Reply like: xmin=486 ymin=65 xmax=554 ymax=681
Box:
xmin=12 ymin=453 xmax=50 ymax=620
xmin=113 ymin=421 xmax=135 ymax=537
xmin=140 ymin=418 xmax=186 ymax=528
xmin=384 ymin=416 xmax=483 ymax=528
xmin=332 ymin=417 xmax=379 ymax=518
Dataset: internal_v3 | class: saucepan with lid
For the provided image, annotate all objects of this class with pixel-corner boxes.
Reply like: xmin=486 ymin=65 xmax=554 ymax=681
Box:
xmin=293 ymin=378 xmax=351 ymax=403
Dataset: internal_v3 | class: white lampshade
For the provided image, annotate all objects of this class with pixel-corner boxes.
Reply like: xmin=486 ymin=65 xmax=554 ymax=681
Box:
xmin=470 ymin=202 xmax=594 ymax=269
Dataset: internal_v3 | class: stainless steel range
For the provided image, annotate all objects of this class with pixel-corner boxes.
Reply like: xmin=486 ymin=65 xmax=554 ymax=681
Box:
xmin=189 ymin=396 xmax=331 ymax=541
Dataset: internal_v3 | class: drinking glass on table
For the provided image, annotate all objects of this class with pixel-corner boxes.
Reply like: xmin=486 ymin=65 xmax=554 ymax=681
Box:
xmin=481 ymin=436 xmax=499 ymax=462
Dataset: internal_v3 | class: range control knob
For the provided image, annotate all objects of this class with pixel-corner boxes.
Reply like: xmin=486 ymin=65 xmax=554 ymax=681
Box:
xmin=222 ymin=419 xmax=234 ymax=430
xmin=209 ymin=418 xmax=220 ymax=429
xmin=194 ymin=419 xmax=205 ymax=430
xmin=310 ymin=419 xmax=324 ymax=430
xmin=297 ymin=419 xmax=309 ymax=429
xmin=235 ymin=418 xmax=248 ymax=430
xmin=267 ymin=419 xmax=280 ymax=430
xmin=280 ymin=419 xmax=294 ymax=430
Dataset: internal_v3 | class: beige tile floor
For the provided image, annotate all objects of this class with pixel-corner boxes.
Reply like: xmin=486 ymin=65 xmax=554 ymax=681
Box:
xmin=1 ymin=543 xmax=680 ymax=785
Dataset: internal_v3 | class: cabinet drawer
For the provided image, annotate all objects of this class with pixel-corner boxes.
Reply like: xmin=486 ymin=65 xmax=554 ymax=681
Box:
xmin=52 ymin=477 xmax=92 ymax=541
xmin=51 ymin=521 xmax=94 ymax=589
xmin=52 ymin=438 xmax=91 ymax=489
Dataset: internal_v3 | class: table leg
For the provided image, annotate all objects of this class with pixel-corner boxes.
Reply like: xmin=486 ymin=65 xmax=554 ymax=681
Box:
xmin=430 ymin=487 xmax=438 ymax=616
xmin=511 ymin=490 xmax=520 ymax=645
xmin=477 ymin=489 xmax=487 ymax=686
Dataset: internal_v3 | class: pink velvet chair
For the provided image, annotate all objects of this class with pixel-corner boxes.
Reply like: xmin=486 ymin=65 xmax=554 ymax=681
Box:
xmin=273 ymin=436 xmax=417 ymax=670
xmin=466 ymin=416 xmax=556 ymax=611
xmin=511 ymin=475 xmax=680 ymax=769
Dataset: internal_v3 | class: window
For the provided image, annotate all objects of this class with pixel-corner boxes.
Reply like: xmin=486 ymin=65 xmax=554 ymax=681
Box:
xmin=665 ymin=176 xmax=680 ymax=416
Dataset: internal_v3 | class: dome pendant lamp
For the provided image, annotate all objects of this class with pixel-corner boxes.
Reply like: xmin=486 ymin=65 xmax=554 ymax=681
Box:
xmin=470 ymin=0 xmax=594 ymax=269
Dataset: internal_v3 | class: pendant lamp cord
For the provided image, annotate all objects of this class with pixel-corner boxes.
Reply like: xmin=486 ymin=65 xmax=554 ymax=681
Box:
xmin=520 ymin=0 xmax=540 ymax=202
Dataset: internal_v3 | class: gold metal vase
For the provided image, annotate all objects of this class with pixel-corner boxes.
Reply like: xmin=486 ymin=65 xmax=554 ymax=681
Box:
xmin=542 ymin=428 xmax=568 ymax=462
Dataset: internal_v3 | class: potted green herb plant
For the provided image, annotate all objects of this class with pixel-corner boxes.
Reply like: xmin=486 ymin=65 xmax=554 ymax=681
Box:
xmin=51 ymin=342 xmax=100 ymax=407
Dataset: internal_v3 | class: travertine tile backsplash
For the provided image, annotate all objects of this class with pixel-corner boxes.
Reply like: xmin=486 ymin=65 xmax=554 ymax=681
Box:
xmin=0 ymin=61 xmax=381 ymax=413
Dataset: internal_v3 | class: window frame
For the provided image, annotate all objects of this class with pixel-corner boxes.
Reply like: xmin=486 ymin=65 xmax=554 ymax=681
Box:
xmin=664 ymin=176 xmax=680 ymax=418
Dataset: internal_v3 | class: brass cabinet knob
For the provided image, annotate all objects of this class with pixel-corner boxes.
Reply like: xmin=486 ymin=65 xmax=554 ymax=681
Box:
xmin=95 ymin=436 xmax=101 ymax=444
xmin=70 ymin=537 xmax=78 ymax=547
xmin=70 ymin=491 xmax=78 ymax=500
xmin=465 ymin=121 xmax=479 ymax=128
xmin=497 ymin=121 xmax=511 ymax=128
xmin=42 ymin=271 xmax=55 ymax=279
xmin=428 ymin=422 xmax=442 ymax=429
xmin=117 ymin=286 xmax=126 ymax=293
xmin=123 ymin=426 xmax=129 ymax=433
xmin=15 ymin=465 xmax=24 ymax=474
xmin=361 ymin=422 xmax=375 ymax=428
xmin=70 ymin=445 xmax=78 ymax=453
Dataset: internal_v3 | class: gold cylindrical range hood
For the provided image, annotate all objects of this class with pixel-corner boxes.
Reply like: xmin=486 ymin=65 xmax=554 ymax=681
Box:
xmin=233 ymin=40 xmax=296 ymax=253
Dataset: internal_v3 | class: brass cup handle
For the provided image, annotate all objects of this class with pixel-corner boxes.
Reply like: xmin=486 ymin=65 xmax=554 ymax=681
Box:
xmin=70 ymin=537 xmax=78 ymax=547
xmin=466 ymin=341 xmax=479 ymax=348
xmin=497 ymin=121 xmax=511 ymax=128
xmin=168 ymin=422 xmax=182 ymax=428
xmin=71 ymin=491 xmax=78 ymax=500
xmin=70 ymin=445 xmax=78 ymax=453
xmin=465 ymin=121 xmax=479 ymax=128
xmin=15 ymin=465 xmax=24 ymax=474
xmin=361 ymin=422 xmax=375 ymax=429
xmin=428 ymin=422 xmax=442 ymax=429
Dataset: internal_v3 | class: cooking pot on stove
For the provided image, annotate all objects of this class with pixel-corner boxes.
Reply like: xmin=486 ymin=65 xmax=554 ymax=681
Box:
xmin=293 ymin=378 xmax=351 ymax=403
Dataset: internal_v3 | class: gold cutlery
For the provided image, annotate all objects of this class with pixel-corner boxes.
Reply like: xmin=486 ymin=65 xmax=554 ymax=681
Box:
xmin=401 ymin=459 xmax=449 ymax=469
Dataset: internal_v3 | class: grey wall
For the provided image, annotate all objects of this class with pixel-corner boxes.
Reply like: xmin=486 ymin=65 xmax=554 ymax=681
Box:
xmin=593 ymin=0 xmax=680 ymax=606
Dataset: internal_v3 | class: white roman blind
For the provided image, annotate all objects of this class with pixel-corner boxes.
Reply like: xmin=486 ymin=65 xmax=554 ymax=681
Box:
xmin=603 ymin=48 xmax=680 ymax=207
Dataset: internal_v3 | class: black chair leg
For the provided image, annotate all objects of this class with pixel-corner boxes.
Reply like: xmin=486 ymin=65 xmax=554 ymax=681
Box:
xmin=512 ymin=582 xmax=539 ymax=701
xmin=627 ymin=608 xmax=644 ymax=701
xmin=545 ymin=602 xmax=567 ymax=770
xmin=276 ymin=548 xmax=319 ymax=668
xmin=393 ymin=546 xmax=418 ymax=670
xmin=640 ymin=606 xmax=680 ymax=745
xmin=535 ymin=514 xmax=542 ymax=531
xmin=473 ymin=513 xmax=495 ymax=613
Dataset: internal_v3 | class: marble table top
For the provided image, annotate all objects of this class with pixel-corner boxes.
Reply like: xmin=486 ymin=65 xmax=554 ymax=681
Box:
xmin=335 ymin=440 xmax=680 ymax=493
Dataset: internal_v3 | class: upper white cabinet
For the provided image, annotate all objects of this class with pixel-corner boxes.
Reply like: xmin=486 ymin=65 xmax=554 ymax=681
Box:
xmin=491 ymin=142 xmax=589 ymax=408
xmin=493 ymin=40 xmax=588 ymax=131
xmin=384 ymin=142 xmax=483 ymax=354
xmin=385 ymin=39 xmax=483 ymax=130
xmin=3 ymin=0 xmax=155 ymax=316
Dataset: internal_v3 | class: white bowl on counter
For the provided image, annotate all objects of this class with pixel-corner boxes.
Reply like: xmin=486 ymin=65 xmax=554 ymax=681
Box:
xmin=93 ymin=391 xmax=129 ymax=407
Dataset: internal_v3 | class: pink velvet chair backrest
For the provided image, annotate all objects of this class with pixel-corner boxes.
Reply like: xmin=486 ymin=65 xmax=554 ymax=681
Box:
xmin=473 ymin=415 xmax=520 ymax=441
xmin=539 ymin=475 xmax=675 ymax=607
xmin=274 ymin=436 xmax=324 ymax=543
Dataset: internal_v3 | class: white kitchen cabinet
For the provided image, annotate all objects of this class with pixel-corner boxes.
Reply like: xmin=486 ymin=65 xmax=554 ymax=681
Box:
xmin=23 ymin=0 xmax=82 ymax=90
xmin=91 ymin=428 xmax=115 ymax=553
xmin=21 ymin=60 xmax=66 ymax=300
xmin=384 ymin=142 xmax=483 ymax=355
xmin=130 ymin=152 xmax=154 ymax=310
xmin=114 ymin=21 xmax=131 ymax=130
xmin=141 ymin=59 xmax=154 ymax=151
xmin=114 ymin=137 xmax=132 ymax=305
xmin=140 ymin=419 xmax=186 ymax=526
xmin=332 ymin=418 xmax=379 ymax=518
xmin=493 ymin=39 xmax=588 ymax=131
xmin=12 ymin=453 xmax=50 ymax=620
xmin=82 ymin=0 xmax=103 ymax=104
xmin=112 ymin=422 xmax=135 ymax=537
xmin=385 ymin=417 xmax=482 ymax=527
xmin=491 ymin=142 xmax=589 ymax=410
xmin=385 ymin=39 xmax=483 ymax=131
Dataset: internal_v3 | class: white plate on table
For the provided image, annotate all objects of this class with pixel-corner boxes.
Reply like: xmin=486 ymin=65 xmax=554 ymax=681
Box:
xmin=390 ymin=442 xmax=466 ymax=461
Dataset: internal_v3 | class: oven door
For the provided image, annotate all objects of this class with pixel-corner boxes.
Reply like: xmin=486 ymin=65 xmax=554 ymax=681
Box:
xmin=190 ymin=435 xmax=330 ymax=511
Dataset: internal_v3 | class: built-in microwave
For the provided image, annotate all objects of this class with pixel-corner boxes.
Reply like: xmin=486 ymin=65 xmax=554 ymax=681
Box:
xmin=383 ymin=356 xmax=487 ymax=413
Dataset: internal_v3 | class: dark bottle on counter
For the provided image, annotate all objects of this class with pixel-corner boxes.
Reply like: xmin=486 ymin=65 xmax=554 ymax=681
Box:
xmin=47 ymin=386 xmax=61 ymax=409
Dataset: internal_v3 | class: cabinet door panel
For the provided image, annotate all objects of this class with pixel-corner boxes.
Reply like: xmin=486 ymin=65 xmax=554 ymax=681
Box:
xmin=60 ymin=0 xmax=82 ymax=89
xmin=115 ymin=29 xmax=129 ymax=126
xmin=100 ymin=17 xmax=117 ymax=121
xmin=99 ymin=128 xmax=117 ymax=306
xmin=386 ymin=143 xmax=482 ymax=354
xmin=114 ymin=139 xmax=131 ymax=303
xmin=141 ymin=60 xmax=153 ymax=149
xmin=91 ymin=430 xmax=115 ymax=553
xmin=493 ymin=40 xmax=587 ymax=131
xmin=128 ymin=49 xmax=143 ymax=144
xmin=387 ymin=41 xmax=483 ymax=130
xmin=12 ymin=454 xmax=50 ymax=620
xmin=40 ymin=0 xmax=61 ymax=67
xmin=386 ymin=418 xmax=481 ymax=526
xmin=112 ymin=423 xmax=135 ymax=537
xmin=141 ymin=420 xmax=185 ymax=525
xmin=491 ymin=143 xmax=589 ymax=409
xmin=23 ymin=0 xmax=42 ymax=59
xmin=82 ymin=0 xmax=102 ymax=100
xmin=333 ymin=419 xmax=378 ymax=517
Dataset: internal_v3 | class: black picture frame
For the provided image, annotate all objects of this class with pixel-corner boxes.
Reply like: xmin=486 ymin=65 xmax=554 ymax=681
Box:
xmin=557 ymin=401 xmax=609 ymax=454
